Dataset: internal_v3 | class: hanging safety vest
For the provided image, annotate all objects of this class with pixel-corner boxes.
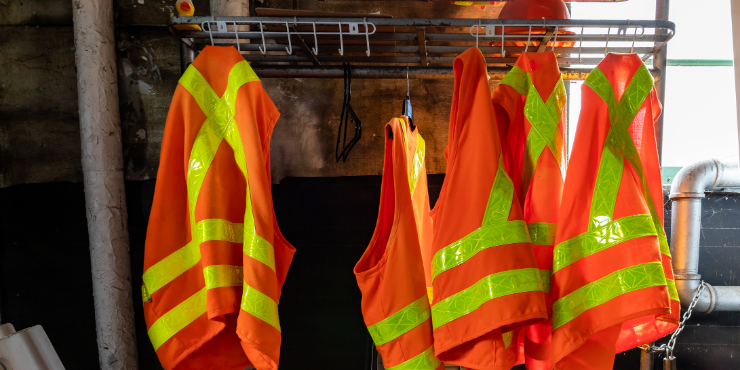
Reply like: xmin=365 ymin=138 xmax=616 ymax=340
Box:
xmin=430 ymin=48 xmax=547 ymax=369
xmin=142 ymin=46 xmax=295 ymax=370
xmin=355 ymin=117 xmax=442 ymax=370
xmin=551 ymin=53 xmax=679 ymax=369
xmin=492 ymin=51 xmax=566 ymax=370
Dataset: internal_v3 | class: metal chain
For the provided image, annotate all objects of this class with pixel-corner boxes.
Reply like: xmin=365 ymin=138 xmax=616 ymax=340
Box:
xmin=639 ymin=281 xmax=706 ymax=358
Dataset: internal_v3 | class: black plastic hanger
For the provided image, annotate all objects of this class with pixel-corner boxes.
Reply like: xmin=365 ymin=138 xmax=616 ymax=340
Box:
xmin=336 ymin=63 xmax=362 ymax=162
xmin=402 ymin=66 xmax=416 ymax=131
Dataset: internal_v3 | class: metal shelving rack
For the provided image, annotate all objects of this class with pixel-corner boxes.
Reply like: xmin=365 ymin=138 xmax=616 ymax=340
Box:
xmin=169 ymin=16 xmax=675 ymax=79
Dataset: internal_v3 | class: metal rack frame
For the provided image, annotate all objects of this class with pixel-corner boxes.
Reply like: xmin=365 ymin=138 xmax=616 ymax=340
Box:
xmin=169 ymin=16 xmax=675 ymax=79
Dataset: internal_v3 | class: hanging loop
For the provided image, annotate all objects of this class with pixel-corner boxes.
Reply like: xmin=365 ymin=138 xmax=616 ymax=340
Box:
xmin=551 ymin=25 xmax=558 ymax=52
xmin=605 ymin=26 xmax=611 ymax=55
xmin=524 ymin=25 xmax=532 ymax=53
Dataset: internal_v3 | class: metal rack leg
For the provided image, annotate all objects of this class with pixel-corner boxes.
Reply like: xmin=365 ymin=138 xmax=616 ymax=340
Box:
xmin=181 ymin=39 xmax=195 ymax=75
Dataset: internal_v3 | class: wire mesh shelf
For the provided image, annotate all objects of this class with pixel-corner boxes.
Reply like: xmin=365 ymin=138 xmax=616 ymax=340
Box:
xmin=169 ymin=16 xmax=675 ymax=78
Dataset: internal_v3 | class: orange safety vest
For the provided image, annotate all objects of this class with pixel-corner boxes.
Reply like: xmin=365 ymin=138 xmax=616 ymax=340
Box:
xmin=430 ymin=48 xmax=548 ymax=369
xmin=492 ymin=51 xmax=566 ymax=370
xmin=355 ymin=117 xmax=442 ymax=370
xmin=551 ymin=53 xmax=679 ymax=369
xmin=142 ymin=46 xmax=295 ymax=370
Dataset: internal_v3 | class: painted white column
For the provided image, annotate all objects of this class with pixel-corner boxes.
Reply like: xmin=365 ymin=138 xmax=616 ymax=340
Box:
xmin=732 ymin=1 xmax=740 ymax=163
xmin=72 ymin=0 xmax=138 ymax=369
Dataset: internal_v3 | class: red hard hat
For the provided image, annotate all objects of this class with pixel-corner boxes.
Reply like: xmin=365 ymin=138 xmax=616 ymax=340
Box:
xmin=499 ymin=0 xmax=570 ymax=20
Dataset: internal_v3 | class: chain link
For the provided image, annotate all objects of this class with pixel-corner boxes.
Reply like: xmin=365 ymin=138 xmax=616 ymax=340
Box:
xmin=638 ymin=281 xmax=706 ymax=358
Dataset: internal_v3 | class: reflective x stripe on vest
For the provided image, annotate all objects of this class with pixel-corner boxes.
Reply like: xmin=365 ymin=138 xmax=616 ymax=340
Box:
xmin=399 ymin=118 xmax=426 ymax=196
xmin=551 ymin=64 xmax=677 ymax=330
xmin=431 ymin=156 xmax=545 ymax=329
xmin=144 ymin=61 xmax=281 ymax=351
xmin=499 ymin=65 xmax=565 ymax=296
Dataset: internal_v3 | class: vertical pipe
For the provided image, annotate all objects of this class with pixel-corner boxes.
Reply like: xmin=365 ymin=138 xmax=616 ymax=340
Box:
xmin=72 ymin=0 xmax=138 ymax=369
xmin=654 ymin=0 xmax=669 ymax=164
xmin=180 ymin=40 xmax=195 ymax=75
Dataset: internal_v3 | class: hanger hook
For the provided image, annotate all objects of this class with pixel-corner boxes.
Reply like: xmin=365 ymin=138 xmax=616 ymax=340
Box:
xmin=551 ymin=25 xmax=558 ymax=53
xmin=525 ymin=25 xmax=532 ymax=53
xmin=364 ymin=17 xmax=371 ymax=57
xmin=406 ymin=66 xmax=410 ymax=96
xmin=605 ymin=26 xmax=610 ymax=56
xmin=258 ymin=21 xmax=267 ymax=54
xmin=204 ymin=20 xmax=215 ymax=47
xmin=338 ymin=22 xmax=344 ymax=56
xmin=232 ymin=21 xmax=240 ymax=52
xmin=311 ymin=22 xmax=318 ymax=55
xmin=501 ymin=25 xmax=506 ymax=57
xmin=284 ymin=21 xmax=293 ymax=54
xmin=579 ymin=26 xmax=584 ymax=61
xmin=476 ymin=19 xmax=481 ymax=48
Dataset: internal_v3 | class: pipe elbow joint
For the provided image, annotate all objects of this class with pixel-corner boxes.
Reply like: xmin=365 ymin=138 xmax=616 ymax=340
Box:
xmin=675 ymin=277 xmax=716 ymax=314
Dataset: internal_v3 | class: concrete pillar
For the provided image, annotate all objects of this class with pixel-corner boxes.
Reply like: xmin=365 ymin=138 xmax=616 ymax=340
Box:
xmin=72 ymin=0 xmax=138 ymax=369
xmin=210 ymin=0 xmax=249 ymax=17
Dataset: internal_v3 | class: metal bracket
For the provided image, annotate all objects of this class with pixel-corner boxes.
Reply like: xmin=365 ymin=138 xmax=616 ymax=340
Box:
xmin=348 ymin=22 xmax=360 ymax=34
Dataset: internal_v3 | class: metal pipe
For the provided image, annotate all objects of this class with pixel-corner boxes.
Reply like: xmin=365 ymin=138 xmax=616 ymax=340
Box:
xmin=252 ymin=65 xmax=660 ymax=80
xmin=72 ymin=0 xmax=138 ymax=368
xmin=180 ymin=39 xmax=195 ymax=74
xmin=670 ymin=158 xmax=740 ymax=313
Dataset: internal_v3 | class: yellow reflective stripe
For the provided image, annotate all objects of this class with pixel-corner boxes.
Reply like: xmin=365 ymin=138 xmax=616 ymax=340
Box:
xmin=426 ymin=287 xmax=434 ymax=304
xmin=244 ymin=232 xmax=276 ymax=271
xmin=553 ymin=214 xmax=657 ymax=272
xmin=241 ymin=282 xmax=281 ymax=331
xmin=432 ymin=268 xmax=543 ymax=329
xmin=147 ymin=288 xmax=207 ymax=351
xmin=385 ymin=345 xmax=441 ymax=370
xmin=203 ymin=265 xmax=243 ymax=289
xmin=432 ymin=220 xmax=530 ymax=279
xmin=142 ymin=219 xmax=243 ymax=298
xmin=540 ymin=270 xmax=552 ymax=293
xmin=528 ymin=222 xmax=557 ymax=246
xmin=552 ymin=262 xmax=667 ymax=329
xmin=409 ymin=134 xmax=426 ymax=196
xmin=367 ymin=296 xmax=431 ymax=346
xmin=179 ymin=66 xmax=219 ymax=117
xmin=500 ymin=66 xmax=566 ymax=189
xmin=432 ymin=156 xmax=532 ymax=280
xmin=503 ymin=331 xmax=514 ymax=349
xmin=666 ymin=279 xmax=679 ymax=302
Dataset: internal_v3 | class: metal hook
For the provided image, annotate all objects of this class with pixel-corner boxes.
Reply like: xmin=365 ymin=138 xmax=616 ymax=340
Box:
xmin=232 ymin=21 xmax=240 ymax=52
xmin=605 ymin=26 xmax=610 ymax=55
xmin=284 ymin=21 xmax=293 ymax=54
xmin=551 ymin=25 xmax=558 ymax=53
xmin=579 ymin=26 xmax=584 ymax=61
xmin=364 ymin=17 xmax=371 ymax=57
xmin=476 ymin=19 xmax=481 ymax=48
xmin=338 ymin=22 xmax=344 ymax=56
xmin=203 ymin=20 xmax=215 ymax=46
xmin=258 ymin=21 xmax=267 ymax=54
xmin=406 ymin=66 xmax=410 ymax=96
xmin=525 ymin=25 xmax=532 ymax=53
xmin=500 ymin=25 xmax=506 ymax=57
xmin=311 ymin=22 xmax=319 ymax=55
xmin=631 ymin=25 xmax=644 ymax=54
